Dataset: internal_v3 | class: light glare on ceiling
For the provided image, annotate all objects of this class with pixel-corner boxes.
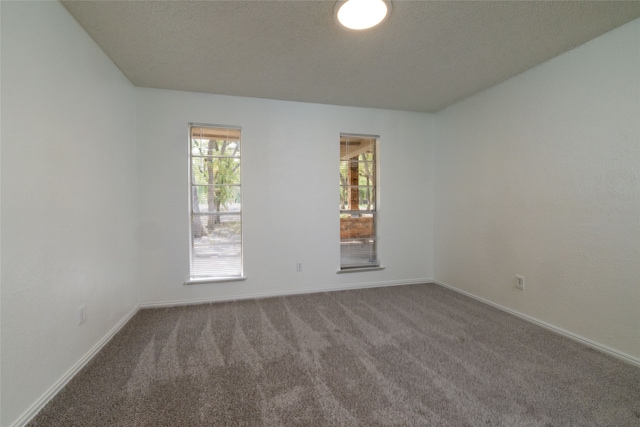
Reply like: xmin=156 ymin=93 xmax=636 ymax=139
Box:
xmin=336 ymin=0 xmax=390 ymax=30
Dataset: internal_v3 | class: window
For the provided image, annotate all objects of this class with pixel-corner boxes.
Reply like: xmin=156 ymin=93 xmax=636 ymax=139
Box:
xmin=189 ymin=124 xmax=243 ymax=280
xmin=339 ymin=134 xmax=379 ymax=270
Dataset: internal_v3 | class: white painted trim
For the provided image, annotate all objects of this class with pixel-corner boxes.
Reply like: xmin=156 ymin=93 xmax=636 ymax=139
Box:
xmin=184 ymin=276 xmax=247 ymax=285
xmin=10 ymin=304 xmax=140 ymax=427
xmin=432 ymin=280 xmax=640 ymax=368
xmin=336 ymin=266 xmax=385 ymax=274
xmin=140 ymin=278 xmax=433 ymax=308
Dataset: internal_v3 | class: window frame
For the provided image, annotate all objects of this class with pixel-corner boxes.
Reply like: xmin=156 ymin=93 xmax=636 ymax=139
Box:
xmin=338 ymin=133 xmax=383 ymax=273
xmin=185 ymin=123 xmax=246 ymax=285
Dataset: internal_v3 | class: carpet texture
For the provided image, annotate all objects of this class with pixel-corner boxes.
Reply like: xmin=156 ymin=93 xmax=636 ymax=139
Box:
xmin=29 ymin=284 xmax=640 ymax=426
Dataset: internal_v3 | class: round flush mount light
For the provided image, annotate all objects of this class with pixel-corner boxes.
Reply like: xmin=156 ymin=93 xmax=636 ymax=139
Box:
xmin=335 ymin=0 xmax=391 ymax=30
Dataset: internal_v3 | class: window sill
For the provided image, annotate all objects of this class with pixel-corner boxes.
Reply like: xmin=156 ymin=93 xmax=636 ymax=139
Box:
xmin=336 ymin=266 xmax=385 ymax=274
xmin=184 ymin=276 xmax=247 ymax=285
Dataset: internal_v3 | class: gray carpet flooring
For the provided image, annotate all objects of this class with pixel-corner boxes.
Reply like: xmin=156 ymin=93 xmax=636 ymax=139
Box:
xmin=29 ymin=283 xmax=640 ymax=426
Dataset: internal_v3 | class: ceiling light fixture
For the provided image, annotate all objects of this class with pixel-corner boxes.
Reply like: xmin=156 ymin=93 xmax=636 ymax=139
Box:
xmin=335 ymin=0 xmax=391 ymax=31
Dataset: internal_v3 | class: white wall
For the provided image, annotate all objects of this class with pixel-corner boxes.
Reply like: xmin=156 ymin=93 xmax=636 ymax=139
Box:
xmin=137 ymin=89 xmax=434 ymax=304
xmin=1 ymin=2 xmax=139 ymax=426
xmin=434 ymin=19 xmax=640 ymax=360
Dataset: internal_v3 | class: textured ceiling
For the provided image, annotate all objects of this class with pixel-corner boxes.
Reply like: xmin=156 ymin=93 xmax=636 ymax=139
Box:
xmin=62 ymin=1 xmax=640 ymax=113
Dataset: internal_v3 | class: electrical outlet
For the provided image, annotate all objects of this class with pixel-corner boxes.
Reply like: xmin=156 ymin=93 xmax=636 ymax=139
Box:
xmin=296 ymin=262 xmax=303 ymax=272
xmin=78 ymin=305 xmax=86 ymax=325
xmin=515 ymin=275 xmax=525 ymax=290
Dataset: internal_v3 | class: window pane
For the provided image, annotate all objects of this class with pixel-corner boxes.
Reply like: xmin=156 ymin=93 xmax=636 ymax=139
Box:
xmin=192 ymin=185 xmax=241 ymax=213
xmin=340 ymin=238 xmax=378 ymax=268
xmin=339 ymin=161 xmax=375 ymax=182
xmin=192 ymin=157 xmax=241 ymax=185
xmin=191 ymin=214 xmax=241 ymax=277
xmin=340 ymin=139 xmax=375 ymax=159
xmin=191 ymin=136 xmax=240 ymax=157
xmin=339 ymin=186 xmax=375 ymax=210
xmin=340 ymin=215 xmax=374 ymax=239
xmin=191 ymin=126 xmax=241 ymax=144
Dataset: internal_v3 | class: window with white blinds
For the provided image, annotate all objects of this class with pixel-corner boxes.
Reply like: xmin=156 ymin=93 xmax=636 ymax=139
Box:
xmin=189 ymin=124 xmax=242 ymax=280
xmin=339 ymin=134 xmax=379 ymax=270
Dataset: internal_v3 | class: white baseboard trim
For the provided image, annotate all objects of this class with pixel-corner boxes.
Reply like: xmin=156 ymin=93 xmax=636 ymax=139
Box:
xmin=432 ymin=280 xmax=640 ymax=368
xmin=10 ymin=304 xmax=140 ymax=427
xmin=140 ymin=278 xmax=433 ymax=309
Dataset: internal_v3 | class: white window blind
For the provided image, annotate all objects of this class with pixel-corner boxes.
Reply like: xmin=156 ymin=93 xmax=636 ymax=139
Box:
xmin=339 ymin=134 xmax=379 ymax=270
xmin=189 ymin=124 xmax=242 ymax=279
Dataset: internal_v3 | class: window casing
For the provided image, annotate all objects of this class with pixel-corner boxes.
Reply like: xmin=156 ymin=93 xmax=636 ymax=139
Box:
xmin=339 ymin=134 xmax=379 ymax=270
xmin=189 ymin=124 xmax=242 ymax=280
